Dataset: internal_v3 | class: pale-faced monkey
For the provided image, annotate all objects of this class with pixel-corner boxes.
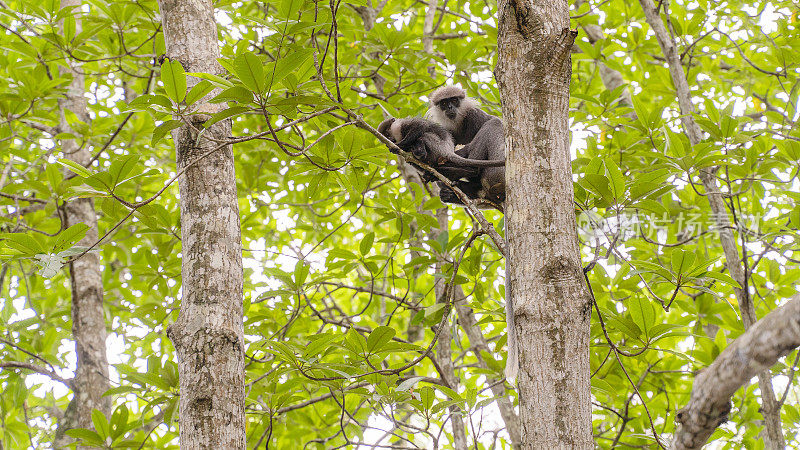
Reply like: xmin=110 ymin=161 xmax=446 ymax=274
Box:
xmin=426 ymin=86 xmax=506 ymax=203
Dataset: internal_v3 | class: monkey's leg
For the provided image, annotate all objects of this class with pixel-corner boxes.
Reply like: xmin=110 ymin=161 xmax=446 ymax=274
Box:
xmin=482 ymin=181 xmax=506 ymax=203
xmin=437 ymin=179 xmax=482 ymax=204
xmin=436 ymin=165 xmax=481 ymax=181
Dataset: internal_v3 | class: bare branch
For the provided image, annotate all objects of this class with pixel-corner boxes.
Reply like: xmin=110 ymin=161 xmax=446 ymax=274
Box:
xmin=0 ymin=361 xmax=73 ymax=388
xmin=671 ymin=296 xmax=800 ymax=450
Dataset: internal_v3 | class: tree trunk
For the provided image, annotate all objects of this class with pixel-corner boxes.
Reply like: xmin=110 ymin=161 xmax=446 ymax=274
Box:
xmin=157 ymin=1 xmax=246 ymax=448
xmin=53 ymin=1 xmax=112 ymax=447
xmin=434 ymin=211 xmax=468 ymax=450
xmin=495 ymin=1 xmax=592 ymax=447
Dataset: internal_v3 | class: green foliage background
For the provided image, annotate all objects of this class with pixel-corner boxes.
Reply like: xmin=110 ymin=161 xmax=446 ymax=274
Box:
xmin=0 ymin=0 xmax=798 ymax=448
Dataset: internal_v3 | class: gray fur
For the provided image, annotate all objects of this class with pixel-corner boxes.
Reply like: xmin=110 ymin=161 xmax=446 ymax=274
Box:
xmin=426 ymin=86 xmax=506 ymax=202
xmin=377 ymin=117 xmax=505 ymax=170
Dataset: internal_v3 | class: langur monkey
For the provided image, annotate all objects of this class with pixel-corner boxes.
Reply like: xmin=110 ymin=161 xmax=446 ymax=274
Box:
xmin=426 ymin=86 xmax=506 ymax=203
xmin=377 ymin=117 xmax=505 ymax=182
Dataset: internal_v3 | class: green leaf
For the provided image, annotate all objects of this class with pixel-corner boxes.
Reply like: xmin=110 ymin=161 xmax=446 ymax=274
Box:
xmin=161 ymin=59 xmax=187 ymax=103
xmin=65 ymin=428 xmax=104 ymax=446
xmin=109 ymin=155 xmax=139 ymax=187
xmin=211 ymin=86 xmax=254 ymax=104
xmin=663 ymin=126 xmax=687 ymax=157
xmin=344 ymin=328 xmax=367 ymax=355
xmin=91 ymin=409 xmax=110 ymax=439
xmin=359 ymin=232 xmax=374 ymax=256
xmin=1 ymin=232 xmax=47 ymax=255
xmin=366 ymin=326 xmax=395 ymax=353
xmin=63 ymin=14 xmax=76 ymax=42
xmin=628 ymin=297 xmax=655 ymax=336
xmin=57 ymin=158 xmax=92 ymax=178
xmin=397 ymin=376 xmax=424 ymax=392
xmin=581 ymin=173 xmax=613 ymax=204
xmin=604 ymin=159 xmax=625 ymax=201
xmin=186 ymin=72 xmax=234 ymax=88
xmin=703 ymin=272 xmax=742 ymax=289
xmin=603 ymin=310 xmax=642 ymax=339
xmin=304 ymin=333 xmax=342 ymax=357
xmin=670 ymin=249 xmax=695 ymax=274
xmin=109 ymin=404 xmax=129 ymax=440
xmin=45 ymin=162 xmax=62 ymax=192
xmin=294 ymin=261 xmax=309 ymax=286
xmin=126 ymin=94 xmax=173 ymax=111
xmin=52 ymin=223 xmax=89 ymax=253
xmin=234 ymin=52 xmax=266 ymax=94
xmin=186 ymin=79 xmax=215 ymax=106
xmin=204 ymin=105 xmax=251 ymax=128
xmin=270 ymin=49 xmax=315 ymax=90
xmin=152 ymin=119 xmax=183 ymax=146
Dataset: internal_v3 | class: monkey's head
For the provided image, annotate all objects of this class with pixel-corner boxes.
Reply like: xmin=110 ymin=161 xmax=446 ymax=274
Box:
xmin=429 ymin=86 xmax=466 ymax=120
xmin=377 ymin=117 xmax=396 ymax=141
xmin=377 ymin=117 xmax=409 ymax=155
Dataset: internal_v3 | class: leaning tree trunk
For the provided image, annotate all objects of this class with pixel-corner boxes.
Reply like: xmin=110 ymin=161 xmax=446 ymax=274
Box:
xmin=157 ymin=0 xmax=246 ymax=448
xmin=495 ymin=1 xmax=592 ymax=448
xmin=54 ymin=1 xmax=112 ymax=447
xmin=636 ymin=1 xmax=785 ymax=446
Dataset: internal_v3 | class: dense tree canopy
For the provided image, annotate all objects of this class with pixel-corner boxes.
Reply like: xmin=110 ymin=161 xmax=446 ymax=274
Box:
xmin=0 ymin=0 xmax=798 ymax=448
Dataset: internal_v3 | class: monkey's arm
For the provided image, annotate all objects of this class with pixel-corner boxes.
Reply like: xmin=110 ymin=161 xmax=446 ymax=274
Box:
xmin=431 ymin=166 xmax=480 ymax=181
xmin=460 ymin=116 xmax=505 ymax=161
xmin=437 ymin=180 xmax=482 ymax=203
xmin=395 ymin=128 xmax=425 ymax=152
xmin=437 ymin=180 xmax=504 ymax=211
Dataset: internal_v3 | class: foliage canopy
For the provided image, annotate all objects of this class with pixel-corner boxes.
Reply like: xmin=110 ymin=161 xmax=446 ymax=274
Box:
xmin=0 ymin=0 xmax=798 ymax=448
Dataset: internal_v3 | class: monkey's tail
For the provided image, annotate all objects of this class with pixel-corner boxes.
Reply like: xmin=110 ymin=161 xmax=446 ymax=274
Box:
xmin=446 ymin=154 xmax=506 ymax=168
xmin=504 ymin=296 xmax=519 ymax=382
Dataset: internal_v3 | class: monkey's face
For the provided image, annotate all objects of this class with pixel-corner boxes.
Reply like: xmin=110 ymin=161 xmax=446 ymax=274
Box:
xmin=389 ymin=121 xmax=404 ymax=143
xmin=436 ymin=97 xmax=461 ymax=120
xmin=411 ymin=145 xmax=427 ymax=161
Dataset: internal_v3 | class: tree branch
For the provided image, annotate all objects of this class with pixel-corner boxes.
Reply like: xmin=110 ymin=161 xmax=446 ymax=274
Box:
xmin=0 ymin=361 xmax=73 ymax=388
xmin=671 ymin=296 xmax=800 ymax=450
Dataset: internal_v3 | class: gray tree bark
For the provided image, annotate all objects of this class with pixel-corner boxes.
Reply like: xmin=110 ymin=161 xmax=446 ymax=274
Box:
xmin=671 ymin=296 xmax=800 ymax=449
xmin=53 ymin=1 xmax=112 ymax=447
xmin=495 ymin=1 xmax=592 ymax=448
xmin=157 ymin=1 xmax=246 ymax=448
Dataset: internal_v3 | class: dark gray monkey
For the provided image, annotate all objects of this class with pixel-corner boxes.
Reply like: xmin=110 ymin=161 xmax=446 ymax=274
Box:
xmin=426 ymin=86 xmax=506 ymax=203
xmin=377 ymin=117 xmax=505 ymax=182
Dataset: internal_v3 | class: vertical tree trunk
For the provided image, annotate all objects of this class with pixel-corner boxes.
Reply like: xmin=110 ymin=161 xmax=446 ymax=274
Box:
xmin=434 ymin=213 xmax=468 ymax=450
xmin=422 ymin=2 xmax=468 ymax=445
xmin=495 ymin=1 xmax=592 ymax=448
xmin=157 ymin=1 xmax=246 ymax=448
xmin=54 ymin=1 xmax=111 ymax=447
